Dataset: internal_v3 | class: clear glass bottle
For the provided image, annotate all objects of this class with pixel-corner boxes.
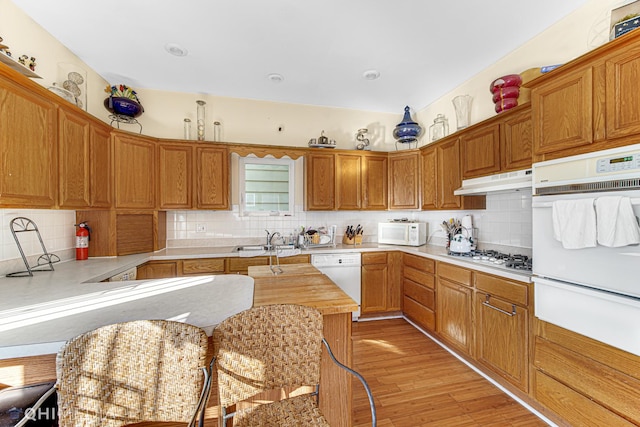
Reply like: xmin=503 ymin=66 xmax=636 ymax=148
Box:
xmin=429 ymin=114 xmax=449 ymax=141
xmin=452 ymin=95 xmax=473 ymax=130
xmin=196 ymin=100 xmax=206 ymax=141
xmin=213 ymin=121 xmax=221 ymax=142
xmin=183 ymin=118 xmax=192 ymax=140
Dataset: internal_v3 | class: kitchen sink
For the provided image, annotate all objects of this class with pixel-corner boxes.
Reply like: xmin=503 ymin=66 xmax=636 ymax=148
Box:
xmin=234 ymin=245 xmax=268 ymax=252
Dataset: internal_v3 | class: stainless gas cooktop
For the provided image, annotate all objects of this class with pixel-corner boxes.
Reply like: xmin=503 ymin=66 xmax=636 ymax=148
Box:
xmin=447 ymin=249 xmax=532 ymax=272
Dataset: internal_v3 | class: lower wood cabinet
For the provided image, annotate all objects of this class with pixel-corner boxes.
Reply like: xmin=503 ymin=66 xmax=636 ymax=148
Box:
xmin=136 ymin=261 xmax=178 ymax=279
xmin=402 ymin=253 xmax=436 ymax=331
xmin=361 ymin=251 xmax=401 ymax=315
xmin=436 ymin=267 xmax=473 ymax=355
xmin=475 ymin=272 xmax=530 ymax=392
xmin=533 ymin=320 xmax=640 ymax=426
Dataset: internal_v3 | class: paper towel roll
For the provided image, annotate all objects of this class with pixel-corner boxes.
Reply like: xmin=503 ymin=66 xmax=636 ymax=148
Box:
xmin=461 ymin=215 xmax=473 ymax=231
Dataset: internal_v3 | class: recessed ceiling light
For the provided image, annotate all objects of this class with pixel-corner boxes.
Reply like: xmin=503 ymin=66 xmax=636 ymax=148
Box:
xmin=268 ymin=73 xmax=284 ymax=83
xmin=363 ymin=69 xmax=381 ymax=80
xmin=165 ymin=43 xmax=188 ymax=57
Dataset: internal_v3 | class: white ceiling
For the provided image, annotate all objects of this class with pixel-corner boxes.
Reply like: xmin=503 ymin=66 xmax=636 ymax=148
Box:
xmin=13 ymin=0 xmax=590 ymax=113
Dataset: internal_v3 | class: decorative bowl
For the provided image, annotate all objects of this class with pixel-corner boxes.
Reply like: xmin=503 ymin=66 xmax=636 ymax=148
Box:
xmin=104 ymin=96 xmax=144 ymax=118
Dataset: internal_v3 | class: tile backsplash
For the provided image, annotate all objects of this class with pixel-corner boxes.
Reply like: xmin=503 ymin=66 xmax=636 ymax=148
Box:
xmin=0 ymin=189 xmax=532 ymax=274
xmin=167 ymin=189 xmax=533 ymax=250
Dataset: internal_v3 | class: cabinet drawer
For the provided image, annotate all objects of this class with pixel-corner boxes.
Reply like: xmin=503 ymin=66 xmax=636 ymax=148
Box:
xmin=404 ymin=278 xmax=435 ymax=310
xmin=362 ymin=252 xmax=387 ymax=265
xmin=475 ymin=272 xmax=528 ymax=306
xmin=534 ymin=370 xmax=637 ymax=427
xmin=403 ymin=296 xmax=435 ymax=331
xmin=403 ymin=253 xmax=435 ymax=273
xmin=404 ymin=266 xmax=435 ymax=289
xmin=277 ymin=254 xmax=310 ymax=264
xmin=438 ymin=262 xmax=472 ymax=287
xmin=182 ymin=258 xmax=225 ymax=275
xmin=227 ymin=257 xmax=269 ymax=273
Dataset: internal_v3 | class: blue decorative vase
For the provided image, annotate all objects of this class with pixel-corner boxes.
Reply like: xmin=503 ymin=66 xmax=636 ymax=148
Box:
xmin=104 ymin=96 xmax=144 ymax=118
xmin=393 ymin=106 xmax=423 ymax=144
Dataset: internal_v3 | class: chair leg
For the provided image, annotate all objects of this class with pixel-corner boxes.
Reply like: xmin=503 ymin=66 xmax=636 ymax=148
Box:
xmin=322 ymin=338 xmax=377 ymax=427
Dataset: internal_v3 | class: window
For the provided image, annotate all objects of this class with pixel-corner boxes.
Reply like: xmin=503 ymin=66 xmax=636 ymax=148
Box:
xmin=239 ymin=156 xmax=294 ymax=216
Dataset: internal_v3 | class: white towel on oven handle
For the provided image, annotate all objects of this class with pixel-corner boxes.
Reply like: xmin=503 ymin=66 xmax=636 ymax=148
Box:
xmin=552 ymin=198 xmax=597 ymax=249
xmin=595 ymin=196 xmax=640 ymax=247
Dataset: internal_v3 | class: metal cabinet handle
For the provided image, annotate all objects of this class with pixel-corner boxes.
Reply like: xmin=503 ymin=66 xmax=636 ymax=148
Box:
xmin=483 ymin=294 xmax=516 ymax=316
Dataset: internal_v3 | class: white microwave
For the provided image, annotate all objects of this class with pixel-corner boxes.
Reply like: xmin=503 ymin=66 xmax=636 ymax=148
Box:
xmin=378 ymin=222 xmax=427 ymax=246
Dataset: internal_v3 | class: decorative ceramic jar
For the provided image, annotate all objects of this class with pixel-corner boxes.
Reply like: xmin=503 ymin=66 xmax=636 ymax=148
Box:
xmin=393 ymin=106 xmax=423 ymax=144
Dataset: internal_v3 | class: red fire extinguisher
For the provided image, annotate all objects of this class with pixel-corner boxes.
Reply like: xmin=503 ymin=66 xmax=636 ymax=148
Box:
xmin=75 ymin=222 xmax=91 ymax=261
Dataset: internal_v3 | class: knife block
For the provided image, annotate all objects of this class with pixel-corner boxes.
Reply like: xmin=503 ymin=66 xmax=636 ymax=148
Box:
xmin=342 ymin=234 xmax=362 ymax=245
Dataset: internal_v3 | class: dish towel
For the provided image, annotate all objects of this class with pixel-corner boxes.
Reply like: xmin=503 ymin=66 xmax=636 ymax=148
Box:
xmin=552 ymin=198 xmax=597 ymax=249
xmin=595 ymin=196 xmax=640 ymax=247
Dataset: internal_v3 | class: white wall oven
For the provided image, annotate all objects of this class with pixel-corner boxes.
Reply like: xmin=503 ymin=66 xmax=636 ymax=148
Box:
xmin=532 ymin=143 xmax=640 ymax=356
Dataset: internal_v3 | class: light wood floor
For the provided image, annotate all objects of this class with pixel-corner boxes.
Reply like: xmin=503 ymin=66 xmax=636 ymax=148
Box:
xmin=351 ymin=318 xmax=549 ymax=427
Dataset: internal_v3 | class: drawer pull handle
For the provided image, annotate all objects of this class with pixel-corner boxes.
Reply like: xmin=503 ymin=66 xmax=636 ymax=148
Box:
xmin=483 ymin=294 xmax=516 ymax=316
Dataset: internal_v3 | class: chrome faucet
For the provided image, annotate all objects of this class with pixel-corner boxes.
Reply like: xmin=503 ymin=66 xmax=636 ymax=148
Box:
xmin=265 ymin=229 xmax=281 ymax=249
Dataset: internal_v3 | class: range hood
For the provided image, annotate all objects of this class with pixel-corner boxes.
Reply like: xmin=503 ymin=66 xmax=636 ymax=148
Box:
xmin=454 ymin=169 xmax=532 ymax=195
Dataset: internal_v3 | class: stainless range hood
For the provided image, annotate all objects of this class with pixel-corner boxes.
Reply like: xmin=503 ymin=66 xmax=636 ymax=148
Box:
xmin=454 ymin=169 xmax=532 ymax=195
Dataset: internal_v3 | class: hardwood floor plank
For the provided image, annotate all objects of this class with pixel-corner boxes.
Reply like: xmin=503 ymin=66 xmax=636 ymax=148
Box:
xmin=352 ymin=318 xmax=548 ymax=427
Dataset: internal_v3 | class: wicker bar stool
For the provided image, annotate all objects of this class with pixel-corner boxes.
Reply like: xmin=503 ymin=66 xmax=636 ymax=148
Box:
xmin=213 ymin=304 xmax=376 ymax=426
xmin=16 ymin=320 xmax=210 ymax=427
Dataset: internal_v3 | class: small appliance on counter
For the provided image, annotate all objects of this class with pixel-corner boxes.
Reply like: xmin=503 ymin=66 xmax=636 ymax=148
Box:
xmin=378 ymin=221 xmax=427 ymax=246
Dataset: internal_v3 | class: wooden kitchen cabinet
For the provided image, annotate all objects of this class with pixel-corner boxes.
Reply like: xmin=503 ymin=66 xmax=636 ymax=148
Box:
xmin=460 ymin=122 xmax=501 ymax=179
xmin=475 ymin=272 xmax=530 ymax=392
xmin=136 ymin=260 xmax=178 ymax=279
xmin=436 ymin=262 xmax=473 ymax=354
xmin=500 ymin=106 xmax=533 ymax=171
xmin=0 ymin=70 xmax=57 ymax=208
xmin=362 ymin=153 xmax=388 ymax=210
xmin=195 ymin=146 xmax=229 ymax=209
xmin=421 ymin=137 xmax=461 ymax=210
xmin=336 ymin=153 xmax=362 ymax=210
xmin=113 ymin=131 xmax=156 ymax=209
xmin=305 ymin=152 xmax=336 ymax=210
xmin=402 ymin=253 xmax=436 ymax=331
xmin=158 ymin=142 xmax=193 ymax=209
xmin=361 ymin=251 xmax=401 ymax=315
xmin=388 ymin=150 xmax=420 ymax=210
xmin=336 ymin=152 xmax=388 ymax=211
xmin=89 ymin=122 xmax=113 ymax=208
xmin=605 ymin=42 xmax=640 ymax=141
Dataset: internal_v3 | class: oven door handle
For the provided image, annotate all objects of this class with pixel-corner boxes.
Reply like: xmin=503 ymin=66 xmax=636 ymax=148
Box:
xmin=482 ymin=294 xmax=516 ymax=317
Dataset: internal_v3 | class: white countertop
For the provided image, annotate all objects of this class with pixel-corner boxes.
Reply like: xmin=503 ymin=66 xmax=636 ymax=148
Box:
xmin=0 ymin=243 xmax=530 ymax=359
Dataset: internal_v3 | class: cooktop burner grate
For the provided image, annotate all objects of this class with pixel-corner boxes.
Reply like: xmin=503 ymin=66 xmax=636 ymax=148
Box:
xmin=447 ymin=249 xmax=532 ymax=272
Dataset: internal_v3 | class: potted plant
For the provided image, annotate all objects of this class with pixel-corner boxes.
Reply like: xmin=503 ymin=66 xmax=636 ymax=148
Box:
xmin=104 ymin=84 xmax=144 ymax=117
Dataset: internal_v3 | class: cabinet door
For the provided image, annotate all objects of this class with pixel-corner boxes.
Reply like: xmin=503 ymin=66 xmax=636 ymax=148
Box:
xmin=362 ymin=154 xmax=388 ymax=210
xmin=437 ymin=138 xmax=463 ymax=209
xmin=420 ymin=145 xmax=438 ymax=210
xmin=158 ymin=143 xmax=193 ymax=209
xmin=136 ymin=261 xmax=178 ymax=279
xmin=532 ymin=66 xmax=593 ymax=156
xmin=501 ymin=107 xmax=533 ymax=171
xmin=460 ymin=123 xmax=501 ymax=179
xmin=195 ymin=146 xmax=229 ymax=209
xmin=388 ymin=151 xmax=420 ymax=210
xmin=605 ymin=45 xmax=640 ymax=139
xmin=113 ymin=132 xmax=156 ymax=209
xmin=475 ymin=292 xmax=528 ymax=391
xmin=0 ymin=78 xmax=57 ymax=207
xmin=89 ymin=123 xmax=112 ymax=208
xmin=305 ymin=152 xmax=335 ymax=210
xmin=58 ymin=107 xmax=90 ymax=208
xmin=336 ymin=153 xmax=361 ymax=210
xmin=361 ymin=263 xmax=387 ymax=313
xmin=437 ymin=277 xmax=473 ymax=354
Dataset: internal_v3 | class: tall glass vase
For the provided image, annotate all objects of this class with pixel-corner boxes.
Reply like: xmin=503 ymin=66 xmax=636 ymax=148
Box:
xmin=196 ymin=100 xmax=206 ymax=141
xmin=452 ymin=95 xmax=473 ymax=130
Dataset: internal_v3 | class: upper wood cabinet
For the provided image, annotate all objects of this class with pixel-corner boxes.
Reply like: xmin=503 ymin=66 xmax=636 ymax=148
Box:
xmin=305 ymin=152 xmax=336 ymax=210
xmin=158 ymin=142 xmax=193 ymax=210
xmin=58 ymin=106 xmax=90 ymax=208
xmin=501 ymin=107 xmax=533 ymax=171
xmin=388 ymin=150 xmax=420 ymax=210
xmin=89 ymin=123 xmax=113 ymax=208
xmin=335 ymin=152 xmax=388 ymax=211
xmin=113 ymin=131 xmax=156 ymax=209
xmin=531 ymin=66 xmax=594 ymax=158
xmin=0 ymin=73 xmax=57 ymax=208
xmin=195 ymin=145 xmax=229 ymax=210
xmin=460 ymin=122 xmax=501 ymax=179
xmin=605 ymin=42 xmax=640 ymax=140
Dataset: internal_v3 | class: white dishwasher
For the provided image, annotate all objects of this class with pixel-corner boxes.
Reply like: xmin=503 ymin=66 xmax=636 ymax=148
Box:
xmin=311 ymin=253 xmax=361 ymax=321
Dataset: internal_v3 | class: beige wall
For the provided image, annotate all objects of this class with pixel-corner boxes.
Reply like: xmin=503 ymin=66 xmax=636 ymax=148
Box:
xmin=2 ymin=0 xmax=626 ymax=151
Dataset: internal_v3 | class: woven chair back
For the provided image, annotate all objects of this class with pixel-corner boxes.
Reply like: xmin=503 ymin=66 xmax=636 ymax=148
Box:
xmin=213 ymin=304 xmax=323 ymax=408
xmin=55 ymin=320 xmax=208 ymax=427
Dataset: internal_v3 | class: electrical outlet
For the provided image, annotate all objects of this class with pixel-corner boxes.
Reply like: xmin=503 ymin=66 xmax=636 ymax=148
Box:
xmin=196 ymin=224 xmax=206 ymax=233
